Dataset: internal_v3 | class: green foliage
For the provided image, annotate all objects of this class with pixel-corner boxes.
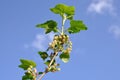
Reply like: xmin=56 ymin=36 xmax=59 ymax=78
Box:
xmin=68 ymin=20 xmax=87 ymax=34
xmin=59 ymin=53 xmax=70 ymax=63
xmin=22 ymin=73 xmax=34 ymax=80
xmin=19 ymin=59 xmax=36 ymax=70
xmin=36 ymin=20 xmax=58 ymax=34
xmin=38 ymin=51 xmax=48 ymax=60
xmin=50 ymin=4 xmax=75 ymax=19
xmin=44 ymin=60 xmax=51 ymax=66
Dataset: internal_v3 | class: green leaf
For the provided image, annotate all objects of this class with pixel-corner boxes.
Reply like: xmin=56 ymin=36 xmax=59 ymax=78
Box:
xmin=44 ymin=60 xmax=50 ymax=66
xmin=67 ymin=14 xmax=74 ymax=20
xmin=19 ymin=59 xmax=36 ymax=70
xmin=38 ymin=72 xmax=43 ymax=75
xmin=50 ymin=4 xmax=75 ymax=18
xmin=44 ymin=60 xmax=55 ymax=66
xmin=68 ymin=20 xmax=87 ymax=34
xmin=22 ymin=74 xmax=34 ymax=80
xmin=38 ymin=51 xmax=48 ymax=60
xmin=59 ymin=53 xmax=70 ymax=63
xmin=36 ymin=20 xmax=58 ymax=34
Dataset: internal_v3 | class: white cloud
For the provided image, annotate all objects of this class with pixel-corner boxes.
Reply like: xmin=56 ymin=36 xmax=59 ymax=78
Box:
xmin=109 ymin=25 xmax=120 ymax=39
xmin=24 ymin=32 xmax=54 ymax=51
xmin=87 ymin=0 xmax=116 ymax=15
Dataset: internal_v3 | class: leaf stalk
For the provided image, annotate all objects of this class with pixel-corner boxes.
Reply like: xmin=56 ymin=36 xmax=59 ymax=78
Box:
xmin=62 ymin=14 xmax=67 ymax=35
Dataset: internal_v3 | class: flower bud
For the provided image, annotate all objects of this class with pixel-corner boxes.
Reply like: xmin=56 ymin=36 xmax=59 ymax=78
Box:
xmin=69 ymin=45 xmax=72 ymax=48
xmin=63 ymin=35 xmax=66 ymax=39
xmin=49 ymin=43 xmax=52 ymax=46
xmin=57 ymin=68 xmax=61 ymax=71
xmin=69 ymin=41 xmax=72 ymax=45
xmin=54 ymin=35 xmax=59 ymax=40
xmin=62 ymin=39 xmax=65 ymax=43
xmin=53 ymin=40 xmax=57 ymax=44
xmin=58 ymin=35 xmax=62 ymax=40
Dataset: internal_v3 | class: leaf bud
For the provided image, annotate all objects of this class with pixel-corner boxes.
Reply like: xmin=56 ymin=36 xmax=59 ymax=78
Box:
xmin=27 ymin=71 xmax=31 ymax=74
xmin=27 ymin=67 xmax=32 ymax=71
xmin=29 ymin=65 xmax=33 ymax=69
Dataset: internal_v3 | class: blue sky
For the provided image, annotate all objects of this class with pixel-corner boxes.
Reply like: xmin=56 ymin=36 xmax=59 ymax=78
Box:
xmin=0 ymin=0 xmax=120 ymax=80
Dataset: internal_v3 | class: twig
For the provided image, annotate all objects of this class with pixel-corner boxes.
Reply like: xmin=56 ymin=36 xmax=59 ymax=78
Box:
xmin=48 ymin=52 xmax=58 ymax=68
xmin=37 ymin=52 xmax=58 ymax=80
xmin=37 ymin=71 xmax=46 ymax=80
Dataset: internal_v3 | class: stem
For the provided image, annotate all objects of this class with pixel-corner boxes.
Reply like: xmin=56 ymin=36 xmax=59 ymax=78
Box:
xmin=37 ymin=52 xmax=58 ymax=80
xmin=48 ymin=52 xmax=58 ymax=68
xmin=37 ymin=72 xmax=46 ymax=80
xmin=57 ymin=29 xmax=62 ymax=34
xmin=62 ymin=14 xmax=67 ymax=34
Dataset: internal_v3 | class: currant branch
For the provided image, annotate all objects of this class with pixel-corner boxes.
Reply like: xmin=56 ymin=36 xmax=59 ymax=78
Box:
xmin=18 ymin=3 xmax=87 ymax=80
